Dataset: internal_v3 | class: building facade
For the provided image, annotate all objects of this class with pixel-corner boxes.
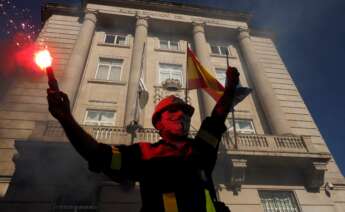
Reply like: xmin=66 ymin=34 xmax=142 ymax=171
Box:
xmin=0 ymin=0 xmax=345 ymax=211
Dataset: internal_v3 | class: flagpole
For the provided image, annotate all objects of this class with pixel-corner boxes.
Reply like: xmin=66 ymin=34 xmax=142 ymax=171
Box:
xmin=185 ymin=42 xmax=189 ymax=103
xmin=226 ymin=51 xmax=238 ymax=149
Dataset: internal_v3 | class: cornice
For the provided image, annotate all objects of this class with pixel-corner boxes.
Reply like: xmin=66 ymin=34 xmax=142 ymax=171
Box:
xmin=41 ymin=3 xmax=82 ymax=22
xmin=84 ymin=0 xmax=251 ymax=22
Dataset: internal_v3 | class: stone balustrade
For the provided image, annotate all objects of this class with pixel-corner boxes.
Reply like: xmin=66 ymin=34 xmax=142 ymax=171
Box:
xmin=39 ymin=122 xmax=315 ymax=154
xmin=81 ymin=125 xmax=311 ymax=153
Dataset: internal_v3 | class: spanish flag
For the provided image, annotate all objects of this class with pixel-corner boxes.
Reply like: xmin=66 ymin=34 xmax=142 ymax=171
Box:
xmin=186 ymin=47 xmax=224 ymax=101
xmin=186 ymin=47 xmax=252 ymax=104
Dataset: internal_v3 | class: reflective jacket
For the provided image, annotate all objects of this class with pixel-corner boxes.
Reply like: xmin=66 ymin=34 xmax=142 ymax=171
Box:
xmin=88 ymin=117 xmax=226 ymax=212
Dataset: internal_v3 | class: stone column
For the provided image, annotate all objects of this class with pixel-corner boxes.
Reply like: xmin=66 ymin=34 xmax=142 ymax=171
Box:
xmin=237 ymin=28 xmax=291 ymax=134
xmin=62 ymin=10 xmax=97 ymax=109
xmin=124 ymin=16 xmax=148 ymax=127
xmin=192 ymin=22 xmax=216 ymax=119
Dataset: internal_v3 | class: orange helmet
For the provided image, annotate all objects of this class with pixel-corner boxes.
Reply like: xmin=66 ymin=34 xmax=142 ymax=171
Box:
xmin=152 ymin=95 xmax=194 ymax=129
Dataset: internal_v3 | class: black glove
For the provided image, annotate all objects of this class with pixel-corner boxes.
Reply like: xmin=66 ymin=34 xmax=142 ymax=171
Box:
xmin=214 ymin=201 xmax=231 ymax=212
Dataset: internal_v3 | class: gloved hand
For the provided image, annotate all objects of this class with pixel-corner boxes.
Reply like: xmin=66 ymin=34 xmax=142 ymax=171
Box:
xmin=214 ymin=201 xmax=231 ymax=212
xmin=47 ymin=89 xmax=72 ymax=122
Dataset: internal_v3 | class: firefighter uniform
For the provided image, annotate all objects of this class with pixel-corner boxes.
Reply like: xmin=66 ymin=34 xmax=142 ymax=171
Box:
xmin=88 ymin=96 xmax=227 ymax=212
xmin=88 ymin=116 xmax=226 ymax=212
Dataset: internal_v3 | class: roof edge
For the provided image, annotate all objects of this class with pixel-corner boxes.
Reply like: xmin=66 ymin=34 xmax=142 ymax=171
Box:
xmin=84 ymin=0 xmax=251 ymax=22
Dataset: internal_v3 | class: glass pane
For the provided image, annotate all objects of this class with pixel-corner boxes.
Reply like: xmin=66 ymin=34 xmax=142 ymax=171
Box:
xmin=171 ymin=72 xmax=182 ymax=84
xmin=170 ymin=41 xmax=179 ymax=50
xmin=99 ymin=58 xmax=113 ymax=65
xmin=220 ymin=46 xmax=229 ymax=55
xmin=159 ymin=72 xmax=170 ymax=83
xmin=100 ymin=111 xmax=115 ymax=125
xmin=96 ymin=65 xmax=109 ymax=80
xmin=215 ymin=69 xmax=226 ymax=86
xmin=104 ymin=34 xmax=115 ymax=44
xmin=111 ymin=59 xmax=123 ymax=66
xmin=109 ymin=66 xmax=121 ymax=81
xmin=85 ymin=111 xmax=99 ymax=125
xmin=86 ymin=111 xmax=99 ymax=121
xmin=116 ymin=35 xmax=126 ymax=45
xmin=160 ymin=40 xmax=169 ymax=49
xmin=237 ymin=120 xmax=253 ymax=130
xmin=211 ymin=45 xmax=219 ymax=54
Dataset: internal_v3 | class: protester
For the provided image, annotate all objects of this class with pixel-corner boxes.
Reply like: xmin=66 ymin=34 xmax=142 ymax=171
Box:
xmin=47 ymin=66 xmax=239 ymax=212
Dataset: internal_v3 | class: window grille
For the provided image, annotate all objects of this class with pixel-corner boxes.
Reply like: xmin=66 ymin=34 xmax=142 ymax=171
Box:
xmin=95 ymin=58 xmax=123 ymax=81
xmin=259 ymin=191 xmax=300 ymax=212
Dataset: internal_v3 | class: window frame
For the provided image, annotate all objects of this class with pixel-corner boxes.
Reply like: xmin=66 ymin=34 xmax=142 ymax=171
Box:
xmin=95 ymin=57 xmax=123 ymax=82
xmin=158 ymin=63 xmax=184 ymax=85
xmin=226 ymin=119 xmax=256 ymax=134
xmin=104 ymin=33 xmax=127 ymax=45
xmin=83 ymin=109 xmax=116 ymax=126
xmin=215 ymin=68 xmax=227 ymax=86
xmin=258 ymin=190 xmax=301 ymax=212
xmin=159 ymin=39 xmax=180 ymax=51
xmin=210 ymin=45 xmax=230 ymax=56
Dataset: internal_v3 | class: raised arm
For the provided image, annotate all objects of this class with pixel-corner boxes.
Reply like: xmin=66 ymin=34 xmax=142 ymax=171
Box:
xmin=211 ymin=66 xmax=239 ymax=122
xmin=47 ymin=89 xmax=102 ymax=161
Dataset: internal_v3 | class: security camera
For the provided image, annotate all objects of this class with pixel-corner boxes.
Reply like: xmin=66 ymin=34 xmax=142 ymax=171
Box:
xmin=325 ymin=182 xmax=334 ymax=190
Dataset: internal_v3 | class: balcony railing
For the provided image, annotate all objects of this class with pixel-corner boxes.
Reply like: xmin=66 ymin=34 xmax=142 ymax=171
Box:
xmin=34 ymin=122 xmax=330 ymax=191
xmin=80 ymin=125 xmax=314 ymax=154
xmin=38 ymin=122 xmax=322 ymax=155
xmin=222 ymin=133 xmax=311 ymax=153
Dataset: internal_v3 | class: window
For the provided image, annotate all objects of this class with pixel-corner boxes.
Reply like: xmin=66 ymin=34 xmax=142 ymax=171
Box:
xmin=226 ymin=119 xmax=256 ymax=134
xmin=259 ymin=191 xmax=301 ymax=212
xmin=104 ymin=34 xmax=127 ymax=45
xmin=96 ymin=58 xmax=123 ymax=81
xmin=211 ymin=45 xmax=229 ymax=56
xmin=159 ymin=39 xmax=179 ymax=51
xmin=215 ymin=68 xmax=226 ymax=86
xmin=159 ymin=63 xmax=183 ymax=85
xmin=84 ymin=110 xmax=116 ymax=126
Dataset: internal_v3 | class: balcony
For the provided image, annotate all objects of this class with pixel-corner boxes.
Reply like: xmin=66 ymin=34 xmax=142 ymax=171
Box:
xmin=35 ymin=122 xmax=329 ymax=158
xmin=31 ymin=122 xmax=331 ymax=191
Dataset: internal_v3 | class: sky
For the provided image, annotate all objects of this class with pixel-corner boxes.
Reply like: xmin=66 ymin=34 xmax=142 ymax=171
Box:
xmin=0 ymin=0 xmax=344 ymax=175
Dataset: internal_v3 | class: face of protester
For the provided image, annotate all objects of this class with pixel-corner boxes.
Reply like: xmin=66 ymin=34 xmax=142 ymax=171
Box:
xmin=156 ymin=107 xmax=191 ymax=138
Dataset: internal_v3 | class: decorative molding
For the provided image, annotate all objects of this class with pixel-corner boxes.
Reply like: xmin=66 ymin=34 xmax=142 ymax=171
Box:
xmin=306 ymin=161 xmax=328 ymax=190
xmin=87 ymin=3 xmax=248 ymax=30
xmin=87 ymin=79 xmax=126 ymax=86
xmin=161 ymin=79 xmax=182 ymax=91
xmin=230 ymin=158 xmax=247 ymax=194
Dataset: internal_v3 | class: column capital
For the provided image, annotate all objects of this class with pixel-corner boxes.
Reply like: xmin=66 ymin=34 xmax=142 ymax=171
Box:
xmin=192 ymin=22 xmax=206 ymax=34
xmin=237 ymin=27 xmax=250 ymax=40
xmin=83 ymin=9 xmax=98 ymax=24
xmin=135 ymin=15 xmax=149 ymax=28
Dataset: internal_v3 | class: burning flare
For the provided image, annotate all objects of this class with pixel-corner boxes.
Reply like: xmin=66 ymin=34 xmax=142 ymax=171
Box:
xmin=34 ymin=49 xmax=52 ymax=69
